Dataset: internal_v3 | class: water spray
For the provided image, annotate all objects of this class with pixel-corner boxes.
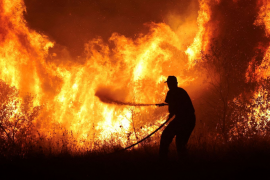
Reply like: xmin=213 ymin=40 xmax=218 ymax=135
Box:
xmin=95 ymin=93 xmax=168 ymax=107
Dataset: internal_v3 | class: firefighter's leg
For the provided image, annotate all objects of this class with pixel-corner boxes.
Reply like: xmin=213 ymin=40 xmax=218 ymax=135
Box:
xmin=175 ymin=124 xmax=194 ymax=160
xmin=159 ymin=120 xmax=177 ymax=160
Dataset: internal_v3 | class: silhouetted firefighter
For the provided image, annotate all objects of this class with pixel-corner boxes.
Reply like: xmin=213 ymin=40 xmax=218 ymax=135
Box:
xmin=157 ymin=76 xmax=195 ymax=161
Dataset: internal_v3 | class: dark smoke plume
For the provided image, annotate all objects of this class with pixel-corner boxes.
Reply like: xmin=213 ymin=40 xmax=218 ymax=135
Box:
xmin=23 ymin=0 xmax=199 ymax=58
xmin=204 ymin=0 xmax=270 ymax=97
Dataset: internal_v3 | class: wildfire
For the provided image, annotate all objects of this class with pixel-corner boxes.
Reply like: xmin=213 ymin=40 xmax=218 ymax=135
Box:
xmin=0 ymin=0 xmax=206 ymax=151
xmin=185 ymin=0 xmax=211 ymax=67
xmin=229 ymin=0 xmax=270 ymax=138
xmin=6 ymin=0 xmax=270 ymax=152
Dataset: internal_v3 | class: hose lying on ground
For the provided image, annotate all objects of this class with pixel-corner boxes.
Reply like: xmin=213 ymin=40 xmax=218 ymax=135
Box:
xmin=121 ymin=116 xmax=172 ymax=152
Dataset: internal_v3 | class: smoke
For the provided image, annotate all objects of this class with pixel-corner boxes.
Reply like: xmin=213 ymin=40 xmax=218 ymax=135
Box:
xmin=4 ymin=0 xmax=270 ymax=146
xmin=204 ymin=0 xmax=270 ymax=97
xmin=23 ymin=0 xmax=199 ymax=58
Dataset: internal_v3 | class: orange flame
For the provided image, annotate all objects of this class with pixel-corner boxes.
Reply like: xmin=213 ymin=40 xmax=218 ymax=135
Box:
xmin=231 ymin=0 xmax=270 ymax=137
xmin=0 ymin=0 xmax=208 ymax=150
xmin=185 ymin=0 xmax=211 ymax=67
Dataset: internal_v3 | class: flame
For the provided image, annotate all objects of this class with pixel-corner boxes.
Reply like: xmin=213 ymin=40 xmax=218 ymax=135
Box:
xmin=185 ymin=0 xmax=211 ymax=67
xmin=0 ymin=0 xmax=210 ymax=151
xmin=230 ymin=0 xmax=270 ymax=137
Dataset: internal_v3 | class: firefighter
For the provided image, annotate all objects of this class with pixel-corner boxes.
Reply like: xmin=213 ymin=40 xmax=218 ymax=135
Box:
xmin=157 ymin=76 xmax=195 ymax=161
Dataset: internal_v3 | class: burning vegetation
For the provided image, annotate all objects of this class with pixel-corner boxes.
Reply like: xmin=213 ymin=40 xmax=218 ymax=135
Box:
xmin=0 ymin=0 xmax=270 ymax=160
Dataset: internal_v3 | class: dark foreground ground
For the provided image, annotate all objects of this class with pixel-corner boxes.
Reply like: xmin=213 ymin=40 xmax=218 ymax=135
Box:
xmin=1 ymin=145 xmax=270 ymax=180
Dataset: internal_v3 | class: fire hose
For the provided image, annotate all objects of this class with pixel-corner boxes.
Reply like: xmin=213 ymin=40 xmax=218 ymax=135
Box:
xmin=122 ymin=115 xmax=172 ymax=152
xmin=95 ymin=91 xmax=171 ymax=153
xmin=114 ymin=103 xmax=171 ymax=153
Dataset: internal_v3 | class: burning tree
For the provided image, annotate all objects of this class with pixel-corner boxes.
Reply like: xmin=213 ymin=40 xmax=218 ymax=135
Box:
xmin=199 ymin=38 xmax=264 ymax=140
xmin=195 ymin=0 xmax=270 ymax=141
xmin=0 ymin=80 xmax=40 ymax=155
xmin=229 ymin=57 xmax=270 ymax=139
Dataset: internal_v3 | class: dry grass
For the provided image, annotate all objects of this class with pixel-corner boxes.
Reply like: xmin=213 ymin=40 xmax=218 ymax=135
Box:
xmin=1 ymin=131 xmax=270 ymax=180
xmin=1 ymin=81 xmax=270 ymax=179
